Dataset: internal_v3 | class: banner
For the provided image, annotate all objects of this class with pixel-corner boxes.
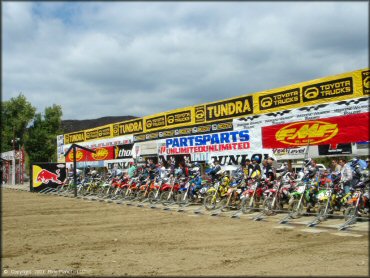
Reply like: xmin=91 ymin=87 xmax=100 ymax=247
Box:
xmin=262 ymin=112 xmax=369 ymax=148
xmin=134 ymin=120 xmax=233 ymax=142
xmin=112 ymin=119 xmax=144 ymax=136
xmin=65 ymin=146 xmax=115 ymax=162
xmin=31 ymin=163 xmax=66 ymax=192
xmin=114 ymin=144 xmax=133 ymax=159
xmin=157 ymin=129 xmax=267 ymax=156
xmin=318 ymin=143 xmax=353 ymax=155
xmin=59 ymin=68 xmax=368 ymax=144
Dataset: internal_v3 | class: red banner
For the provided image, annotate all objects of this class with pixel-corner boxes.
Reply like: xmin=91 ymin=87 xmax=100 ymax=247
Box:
xmin=65 ymin=146 xmax=115 ymax=162
xmin=262 ymin=112 xmax=369 ymax=148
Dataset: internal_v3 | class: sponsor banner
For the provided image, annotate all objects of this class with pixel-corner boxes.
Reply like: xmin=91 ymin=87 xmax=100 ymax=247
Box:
xmin=318 ymin=143 xmax=352 ymax=156
xmin=64 ymin=131 xmax=85 ymax=144
xmin=65 ymin=146 xmax=115 ymax=162
xmin=166 ymin=110 xmax=192 ymax=126
xmin=85 ymin=125 xmax=112 ymax=141
xmin=159 ymin=130 xmax=255 ymax=155
xmin=76 ymin=161 xmax=104 ymax=168
xmin=262 ymin=112 xmax=369 ymax=148
xmin=114 ymin=144 xmax=133 ymax=159
xmin=259 ymin=88 xmax=300 ymax=111
xmin=145 ymin=115 xmax=166 ymax=130
xmin=31 ymin=163 xmax=66 ymax=192
xmin=210 ymin=152 xmax=273 ymax=166
xmin=112 ymin=119 xmax=144 ymax=136
xmin=59 ymin=68 xmax=367 ymax=144
xmin=234 ymin=96 xmax=369 ymax=131
xmin=302 ymin=77 xmax=353 ymax=103
xmin=204 ymin=95 xmax=254 ymax=122
xmin=134 ymin=121 xmax=233 ymax=142
xmin=253 ymin=68 xmax=366 ymax=114
xmin=272 ymin=147 xmax=308 ymax=160
xmin=105 ymin=159 xmax=133 ymax=170
xmin=362 ymin=70 xmax=370 ymax=95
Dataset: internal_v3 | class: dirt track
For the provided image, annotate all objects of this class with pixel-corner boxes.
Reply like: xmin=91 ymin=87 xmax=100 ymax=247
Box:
xmin=2 ymin=189 xmax=369 ymax=276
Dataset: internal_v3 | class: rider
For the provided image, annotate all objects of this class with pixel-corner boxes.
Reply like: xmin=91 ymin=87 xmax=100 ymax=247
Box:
xmin=208 ymin=160 xmax=222 ymax=181
xmin=303 ymin=158 xmax=319 ymax=212
xmin=190 ymin=168 xmax=203 ymax=198
xmin=249 ymin=157 xmax=262 ymax=180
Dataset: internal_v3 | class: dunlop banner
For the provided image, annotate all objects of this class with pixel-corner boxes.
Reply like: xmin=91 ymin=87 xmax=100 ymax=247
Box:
xmin=112 ymin=118 xmax=144 ymax=136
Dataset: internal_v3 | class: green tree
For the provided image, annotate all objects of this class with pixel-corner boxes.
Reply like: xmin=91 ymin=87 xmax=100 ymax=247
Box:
xmin=24 ymin=104 xmax=63 ymax=163
xmin=1 ymin=93 xmax=36 ymax=152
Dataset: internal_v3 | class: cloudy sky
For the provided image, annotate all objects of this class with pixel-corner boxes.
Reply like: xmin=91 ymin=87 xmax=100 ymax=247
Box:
xmin=3 ymin=1 xmax=368 ymax=120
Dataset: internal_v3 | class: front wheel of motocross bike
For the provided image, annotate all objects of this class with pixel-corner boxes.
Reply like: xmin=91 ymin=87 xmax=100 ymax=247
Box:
xmin=177 ymin=192 xmax=191 ymax=207
xmin=262 ymin=196 xmax=276 ymax=216
xmin=136 ymin=190 xmax=146 ymax=202
xmin=148 ymin=191 xmax=159 ymax=204
xmin=241 ymin=197 xmax=256 ymax=214
xmin=160 ymin=191 xmax=174 ymax=206
xmin=289 ymin=199 xmax=304 ymax=219
xmin=204 ymin=194 xmax=221 ymax=210
xmin=344 ymin=207 xmax=357 ymax=221
xmin=317 ymin=202 xmax=329 ymax=221
xmin=220 ymin=198 xmax=230 ymax=212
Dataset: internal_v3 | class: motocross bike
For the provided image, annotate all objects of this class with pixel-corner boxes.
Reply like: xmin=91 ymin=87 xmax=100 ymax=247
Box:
xmin=261 ymin=179 xmax=292 ymax=216
xmin=121 ymin=177 xmax=141 ymax=200
xmin=160 ymin=176 xmax=182 ymax=206
xmin=344 ymin=181 xmax=369 ymax=220
xmin=203 ymin=179 xmax=229 ymax=210
xmin=148 ymin=177 xmax=168 ymax=204
xmin=240 ymin=178 xmax=268 ymax=214
xmin=288 ymin=180 xmax=316 ymax=219
xmin=220 ymin=177 xmax=245 ymax=212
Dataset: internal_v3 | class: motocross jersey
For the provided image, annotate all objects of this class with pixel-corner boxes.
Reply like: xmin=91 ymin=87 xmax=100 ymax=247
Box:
xmin=219 ymin=176 xmax=230 ymax=196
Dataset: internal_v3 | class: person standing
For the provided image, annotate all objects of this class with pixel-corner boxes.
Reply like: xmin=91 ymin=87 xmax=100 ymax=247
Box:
xmin=338 ymin=159 xmax=352 ymax=194
xmin=331 ymin=159 xmax=342 ymax=173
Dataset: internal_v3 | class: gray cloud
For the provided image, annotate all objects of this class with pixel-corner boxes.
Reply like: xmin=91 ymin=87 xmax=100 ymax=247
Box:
xmin=3 ymin=2 xmax=368 ymax=120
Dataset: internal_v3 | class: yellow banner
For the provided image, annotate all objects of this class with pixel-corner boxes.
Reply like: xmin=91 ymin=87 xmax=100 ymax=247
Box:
xmin=62 ymin=68 xmax=369 ymax=143
xmin=143 ymin=107 xmax=194 ymax=132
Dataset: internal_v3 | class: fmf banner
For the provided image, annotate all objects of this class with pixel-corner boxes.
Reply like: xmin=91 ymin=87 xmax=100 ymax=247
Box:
xmin=65 ymin=146 xmax=115 ymax=162
xmin=31 ymin=163 xmax=66 ymax=192
xmin=262 ymin=112 xmax=369 ymax=148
